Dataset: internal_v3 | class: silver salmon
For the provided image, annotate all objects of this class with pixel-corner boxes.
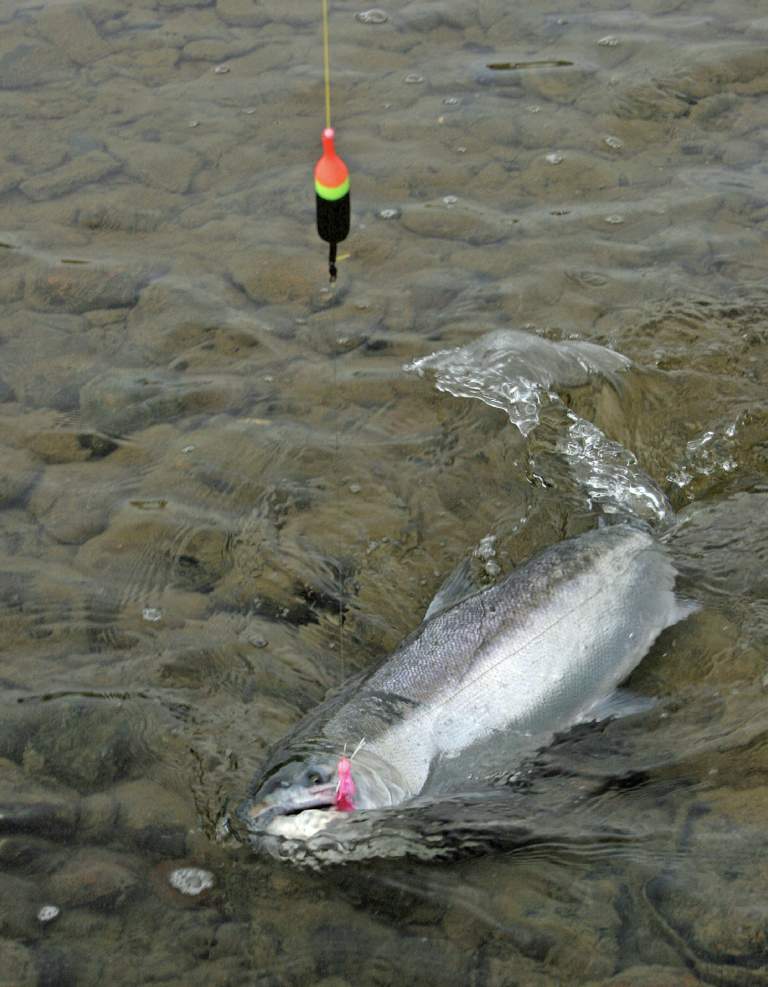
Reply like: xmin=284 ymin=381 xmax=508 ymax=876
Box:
xmin=236 ymin=525 xmax=694 ymax=841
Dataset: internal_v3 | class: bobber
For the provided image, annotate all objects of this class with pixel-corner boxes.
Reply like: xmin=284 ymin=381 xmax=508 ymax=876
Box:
xmin=315 ymin=127 xmax=350 ymax=282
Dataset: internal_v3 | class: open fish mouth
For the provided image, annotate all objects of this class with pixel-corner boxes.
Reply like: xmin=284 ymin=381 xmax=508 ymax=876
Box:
xmin=235 ymin=783 xmax=340 ymax=831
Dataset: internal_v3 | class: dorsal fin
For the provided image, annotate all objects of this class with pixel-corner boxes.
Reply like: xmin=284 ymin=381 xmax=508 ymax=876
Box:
xmin=424 ymin=557 xmax=478 ymax=621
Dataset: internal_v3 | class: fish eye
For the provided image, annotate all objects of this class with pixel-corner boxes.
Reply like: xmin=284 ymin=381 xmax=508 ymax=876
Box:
xmin=303 ymin=767 xmax=328 ymax=786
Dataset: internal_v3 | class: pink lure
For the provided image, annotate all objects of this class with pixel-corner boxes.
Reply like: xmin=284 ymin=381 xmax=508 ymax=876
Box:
xmin=335 ymin=754 xmax=355 ymax=811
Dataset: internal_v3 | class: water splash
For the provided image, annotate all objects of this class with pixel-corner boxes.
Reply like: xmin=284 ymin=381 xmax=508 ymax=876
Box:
xmin=407 ymin=329 xmax=671 ymax=525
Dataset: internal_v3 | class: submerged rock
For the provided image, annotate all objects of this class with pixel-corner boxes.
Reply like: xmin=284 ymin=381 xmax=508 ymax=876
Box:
xmin=0 ymin=758 xmax=78 ymax=840
xmin=19 ymin=152 xmax=121 ymax=202
xmin=109 ymin=779 xmax=197 ymax=858
xmin=27 ymin=463 xmax=128 ymax=544
xmin=0 ymin=938 xmax=37 ymax=987
xmin=0 ymin=872 xmax=43 ymax=939
xmin=642 ymin=786 xmax=768 ymax=984
xmin=25 ymin=264 xmax=148 ymax=314
xmin=0 ymin=446 xmax=38 ymax=507
xmin=400 ymin=200 xmax=507 ymax=246
xmin=45 ymin=850 xmax=140 ymax=910
xmin=79 ymin=369 xmax=250 ymax=434
xmin=0 ymin=698 xmax=157 ymax=793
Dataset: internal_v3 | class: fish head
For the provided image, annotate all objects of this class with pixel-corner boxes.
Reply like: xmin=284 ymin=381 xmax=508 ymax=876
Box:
xmin=235 ymin=743 xmax=412 ymax=839
xmin=236 ymin=752 xmax=341 ymax=832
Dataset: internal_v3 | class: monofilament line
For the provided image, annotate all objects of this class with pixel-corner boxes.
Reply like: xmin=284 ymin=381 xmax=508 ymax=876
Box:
xmin=331 ymin=288 xmax=344 ymax=686
xmin=322 ymin=0 xmax=332 ymax=130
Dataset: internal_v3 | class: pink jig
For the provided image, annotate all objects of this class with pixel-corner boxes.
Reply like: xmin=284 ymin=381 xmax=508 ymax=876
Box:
xmin=335 ymin=754 xmax=355 ymax=812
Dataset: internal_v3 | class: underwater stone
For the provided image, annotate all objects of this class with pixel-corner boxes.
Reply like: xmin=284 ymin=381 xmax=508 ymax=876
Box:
xmin=0 ymin=938 xmax=37 ymax=987
xmin=0 ymin=872 xmax=43 ymax=939
xmin=0 ymin=446 xmax=38 ymax=507
xmin=36 ymin=905 xmax=60 ymax=923
xmin=27 ymin=465 xmax=117 ymax=544
xmin=0 ymin=699 xmax=155 ymax=793
xmin=169 ymin=868 xmax=215 ymax=895
xmin=0 ymin=37 xmax=73 ymax=89
xmin=400 ymin=202 xmax=506 ymax=245
xmin=19 ymin=153 xmax=121 ymax=202
xmin=229 ymin=247 xmax=319 ymax=305
xmin=25 ymin=264 xmax=147 ymax=314
xmin=79 ymin=369 xmax=249 ymax=434
xmin=46 ymin=851 xmax=139 ymax=910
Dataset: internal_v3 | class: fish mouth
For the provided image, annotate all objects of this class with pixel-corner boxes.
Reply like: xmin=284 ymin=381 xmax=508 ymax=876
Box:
xmin=235 ymin=783 xmax=339 ymax=831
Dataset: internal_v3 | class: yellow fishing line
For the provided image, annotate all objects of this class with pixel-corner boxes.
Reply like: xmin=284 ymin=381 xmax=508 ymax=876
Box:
xmin=322 ymin=0 xmax=331 ymax=129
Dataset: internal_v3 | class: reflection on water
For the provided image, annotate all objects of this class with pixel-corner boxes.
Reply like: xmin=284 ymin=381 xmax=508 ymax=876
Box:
xmin=1 ymin=0 xmax=768 ymax=982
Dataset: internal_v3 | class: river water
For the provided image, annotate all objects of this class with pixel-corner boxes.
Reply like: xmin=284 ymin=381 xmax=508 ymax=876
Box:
xmin=1 ymin=0 xmax=768 ymax=983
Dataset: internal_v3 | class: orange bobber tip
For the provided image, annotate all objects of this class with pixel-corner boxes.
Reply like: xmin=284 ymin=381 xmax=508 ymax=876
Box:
xmin=316 ymin=128 xmax=349 ymax=190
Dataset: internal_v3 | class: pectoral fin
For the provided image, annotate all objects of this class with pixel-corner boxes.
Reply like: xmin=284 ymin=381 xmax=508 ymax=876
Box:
xmin=580 ymin=688 xmax=659 ymax=723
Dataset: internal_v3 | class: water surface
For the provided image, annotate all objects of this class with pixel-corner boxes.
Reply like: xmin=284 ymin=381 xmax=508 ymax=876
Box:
xmin=2 ymin=0 xmax=768 ymax=983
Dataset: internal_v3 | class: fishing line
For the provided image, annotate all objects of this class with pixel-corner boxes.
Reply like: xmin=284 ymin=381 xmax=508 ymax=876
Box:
xmin=332 ymin=287 xmax=344 ymax=687
xmin=315 ymin=1 xmax=351 ymax=687
xmin=322 ymin=0 xmax=331 ymax=130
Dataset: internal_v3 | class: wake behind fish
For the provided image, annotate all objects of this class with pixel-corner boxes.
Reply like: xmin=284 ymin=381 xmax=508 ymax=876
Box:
xmin=407 ymin=329 xmax=671 ymax=526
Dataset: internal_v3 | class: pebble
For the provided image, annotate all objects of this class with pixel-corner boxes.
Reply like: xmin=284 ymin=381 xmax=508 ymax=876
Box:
xmin=169 ymin=868 xmax=215 ymax=895
xmin=0 ymin=446 xmax=38 ymax=508
xmin=228 ymin=247 xmax=318 ymax=305
xmin=77 ymin=792 xmax=120 ymax=842
xmin=19 ymin=152 xmax=120 ymax=202
xmin=119 ymin=141 xmax=201 ymax=195
xmin=0 ymin=39 xmax=73 ymax=89
xmin=24 ymin=264 xmax=147 ymax=315
xmin=110 ymin=779 xmax=197 ymax=856
xmin=46 ymin=851 xmax=138 ymax=909
xmin=37 ymin=905 xmax=60 ymax=923
xmin=356 ymin=9 xmax=388 ymax=23
xmin=23 ymin=431 xmax=88 ymax=465
xmin=0 ymin=939 xmax=37 ymax=987
xmin=0 ymin=872 xmax=43 ymax=938
xmin=2 ymin=696 xmax=152 ymax=793
xmin=400 ymin=202 xmax=505 ymax=246
xmin=27 ymin=465 xmax=117 ymax=544
xmin=79 ymin=369 xmax=249 ymax=434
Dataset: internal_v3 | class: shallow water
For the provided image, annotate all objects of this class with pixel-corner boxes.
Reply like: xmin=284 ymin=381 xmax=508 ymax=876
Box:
xmin=1 ymin=0 xmax=768 ymax=983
